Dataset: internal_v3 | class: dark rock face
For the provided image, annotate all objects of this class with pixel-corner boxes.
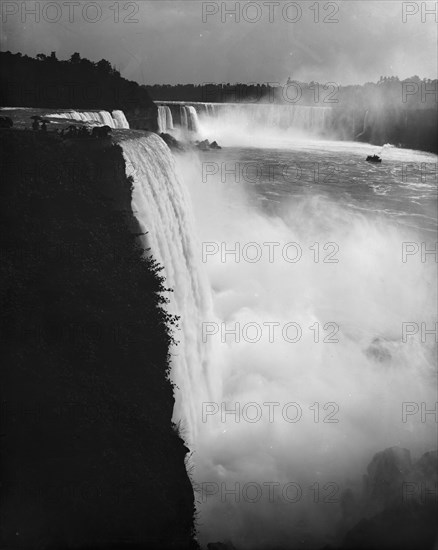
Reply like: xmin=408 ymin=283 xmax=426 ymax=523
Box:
xmin=352 ymin=106 xmax=437 ymax=154
xmin=342 ymin=503 xmax=437 ymax=550
xmin=0 ymin=129 xmax=197 ymax=549
xmin=411 ymin=450 xmax=438 ymax=481
xmin=92 ymin=125 xmax=112 ymax=138
xmin=0 ymin=116 xmax=13 ymax=128
xmin=364 ymin=337 xmax=391 ymax=362
xmin=364 ymin=447 xmax=412 ymax=511
xmin=196 ymin=139 xmax=210 ymax=151
xmin=338 ymin=447 xmax=437 ymax=550
xmin=195 ymin=139 xmax=222 ymax=151
xmin=160 ymin=132 xmax=185 ymax=151
xmin=125 ymin=106 xmax=159 ymax=133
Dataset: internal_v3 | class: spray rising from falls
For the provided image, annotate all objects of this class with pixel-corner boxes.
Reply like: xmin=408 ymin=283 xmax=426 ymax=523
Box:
xmin=157 ymin=101 xmax=331 ymax=145
xmin=113 ymin=111 xmax=436 ymax=548
xmin=119 ymin=133 xmax=217 ymax=443
xmin=47 ymin=109 xmax=130 ymax=128
xmin=177 ymin=145 xmax=437 ymax=548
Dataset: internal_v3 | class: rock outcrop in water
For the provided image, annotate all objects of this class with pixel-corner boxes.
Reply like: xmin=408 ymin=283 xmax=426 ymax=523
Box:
xmin=195 ymin=139 xmax=222 ymax=151
xmin=0 ymin=127 xmax=198 ymax=549
xmin=160 ymin=132 xmax=185 ymax=151
xmin=0 ymin=115 xmax=13 ymax=128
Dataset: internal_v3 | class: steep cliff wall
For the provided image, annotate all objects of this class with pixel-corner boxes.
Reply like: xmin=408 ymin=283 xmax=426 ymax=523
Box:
xmin=0 ymin=129 xmax=197 ymax=549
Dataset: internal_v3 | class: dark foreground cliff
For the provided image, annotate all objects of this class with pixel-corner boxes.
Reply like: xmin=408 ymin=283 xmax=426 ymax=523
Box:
xmin=0 ymin=129 xmax=197 ymax=549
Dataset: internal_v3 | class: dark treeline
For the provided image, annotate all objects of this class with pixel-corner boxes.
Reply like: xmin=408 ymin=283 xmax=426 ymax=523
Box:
xmin=145 ymin=77 xmax=437 ymax=110
xmin=0 ymin=51 xmax=157 ymax=129
xmin=1 ymin=51 xmax=435 ymax=151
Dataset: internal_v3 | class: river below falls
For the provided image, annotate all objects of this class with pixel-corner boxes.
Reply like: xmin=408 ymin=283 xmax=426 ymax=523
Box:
xmin=173 ymin=139 xmax=437 ymax=549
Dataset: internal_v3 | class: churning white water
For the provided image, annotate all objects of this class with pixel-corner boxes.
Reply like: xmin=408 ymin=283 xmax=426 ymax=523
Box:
xmin=119 ymin=133 xmax=217 ymax=443
xmin=157 ymin=100 xmax=331 ymax=146
xmin=117 ymin=109 xmax=436 ymax=548
xmin=175 ymin=141 xmax=437 ymax=548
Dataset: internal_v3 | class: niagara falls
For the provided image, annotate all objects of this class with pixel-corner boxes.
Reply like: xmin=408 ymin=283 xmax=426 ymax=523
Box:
xmin=1 ymin=2 xmax=437 ymax=550
xmin=125 ymin=103 xmax=437 ymax=548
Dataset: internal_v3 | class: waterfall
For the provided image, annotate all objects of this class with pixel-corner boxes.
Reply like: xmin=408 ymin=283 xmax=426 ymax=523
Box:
xmin=46 ymin=109 xmax=130 ymax=129
xmin=112 ymin=110 xmax=130 ymax=129
xmin=180 ymin=105 xmax=188 ymax=130
xmin=356 ymin=108 xmax=369 ymax=139
xmin=185 ymin=106 xmax=200 ymax=132
xmin=157 ymin=105 xmax=174 ymax=133
xmin=157 ymin=100 xmax=330 ymax=137
xmin=119 ymin=133 xmax=214 ymax=443
xmin=169 ymin=104 xmax=200 ymax=133
xmin=112 ymin=117 xmax=435 ymax=548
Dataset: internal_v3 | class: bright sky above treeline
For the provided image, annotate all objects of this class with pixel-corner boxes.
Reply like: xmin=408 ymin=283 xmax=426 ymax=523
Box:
xmin=1 ymin=0 xmax=437 ymax=85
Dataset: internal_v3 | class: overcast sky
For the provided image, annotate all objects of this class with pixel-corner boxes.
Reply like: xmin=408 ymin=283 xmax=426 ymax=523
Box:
xmin=1 ymin=1 xmax=437 ymax=85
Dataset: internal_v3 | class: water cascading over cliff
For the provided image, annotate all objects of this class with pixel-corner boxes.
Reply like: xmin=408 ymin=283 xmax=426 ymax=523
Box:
xmin=166 ymin=104 xmax=201 ymax=133
xmin=156 ymin=100 xmax=331 ymax=144
xmin=47 ymin=109 xmax=130 ymax=128
xmin=119 ymin=133 xmax=216 ymax=443
xmin=157 ymin=105 xmax=174 ymax=133
xmin=87 ymin=109 xmax=435 ymax=549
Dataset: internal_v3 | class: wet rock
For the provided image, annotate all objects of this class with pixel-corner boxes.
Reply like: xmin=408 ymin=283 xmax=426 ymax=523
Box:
xmin=364 ymin=446 xmax=412 ymax=509
xmin=404 ymin=450 xmax=438 ymax=505
xmin=337 ymin=447 xmax=437 ymax=549
xmin=197 ymin=139 xmax=210 ymax=151
xmin=92 ymin=125 xmax=112 ymax=138
xmin=364 ymin=337 xmax=392 ymax=362
xmin=411 ymin=450 xmax=438 ymax=480
xmin=159 ymin=132 xmax=184 ymax=151
xmin=342 ymin=502 xmax=437 ymax=549
xmin=0 ymin=116 xmax=13 ymax=128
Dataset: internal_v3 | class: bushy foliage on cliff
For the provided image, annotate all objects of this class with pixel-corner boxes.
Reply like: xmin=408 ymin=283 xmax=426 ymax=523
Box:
xmin=0 ymin=50 xmax=155 ymax=114
xmin=0 ymin=130 xmax=197 ymax=549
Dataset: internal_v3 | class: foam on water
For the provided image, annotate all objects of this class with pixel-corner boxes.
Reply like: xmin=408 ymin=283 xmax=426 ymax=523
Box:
xmin=174 ymin=144 xmax=437 ymax=548
xmin=118 ymin=114 xmax=436 ymax=548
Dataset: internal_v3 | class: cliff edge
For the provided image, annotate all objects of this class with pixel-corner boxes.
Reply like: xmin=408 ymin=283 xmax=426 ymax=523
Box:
xmin=0 ymin=128 xmax=197 ymax=549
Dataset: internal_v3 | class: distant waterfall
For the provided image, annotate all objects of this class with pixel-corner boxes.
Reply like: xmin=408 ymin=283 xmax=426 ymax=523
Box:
xmin=157 ymin=100 xmax=330 ymax=136
xmin=46 ymin=109 xmax=130 ymax=129
xmin=176 ymin=105 xmax=200 ymax=132
xmin=157 ymin=104 xmax=201 ymax=133
xmin=119 ymin=133 xmax=213 ymax=443
xmin=111 ymin=110 xmax=130 ymax=129
xmin=157 ymin=105 xmax=174 ymax=133
xmin=185 ymin=106 xmax=200 ymax=132
xmin=180 ymin=105 xmax=188 ymax=130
